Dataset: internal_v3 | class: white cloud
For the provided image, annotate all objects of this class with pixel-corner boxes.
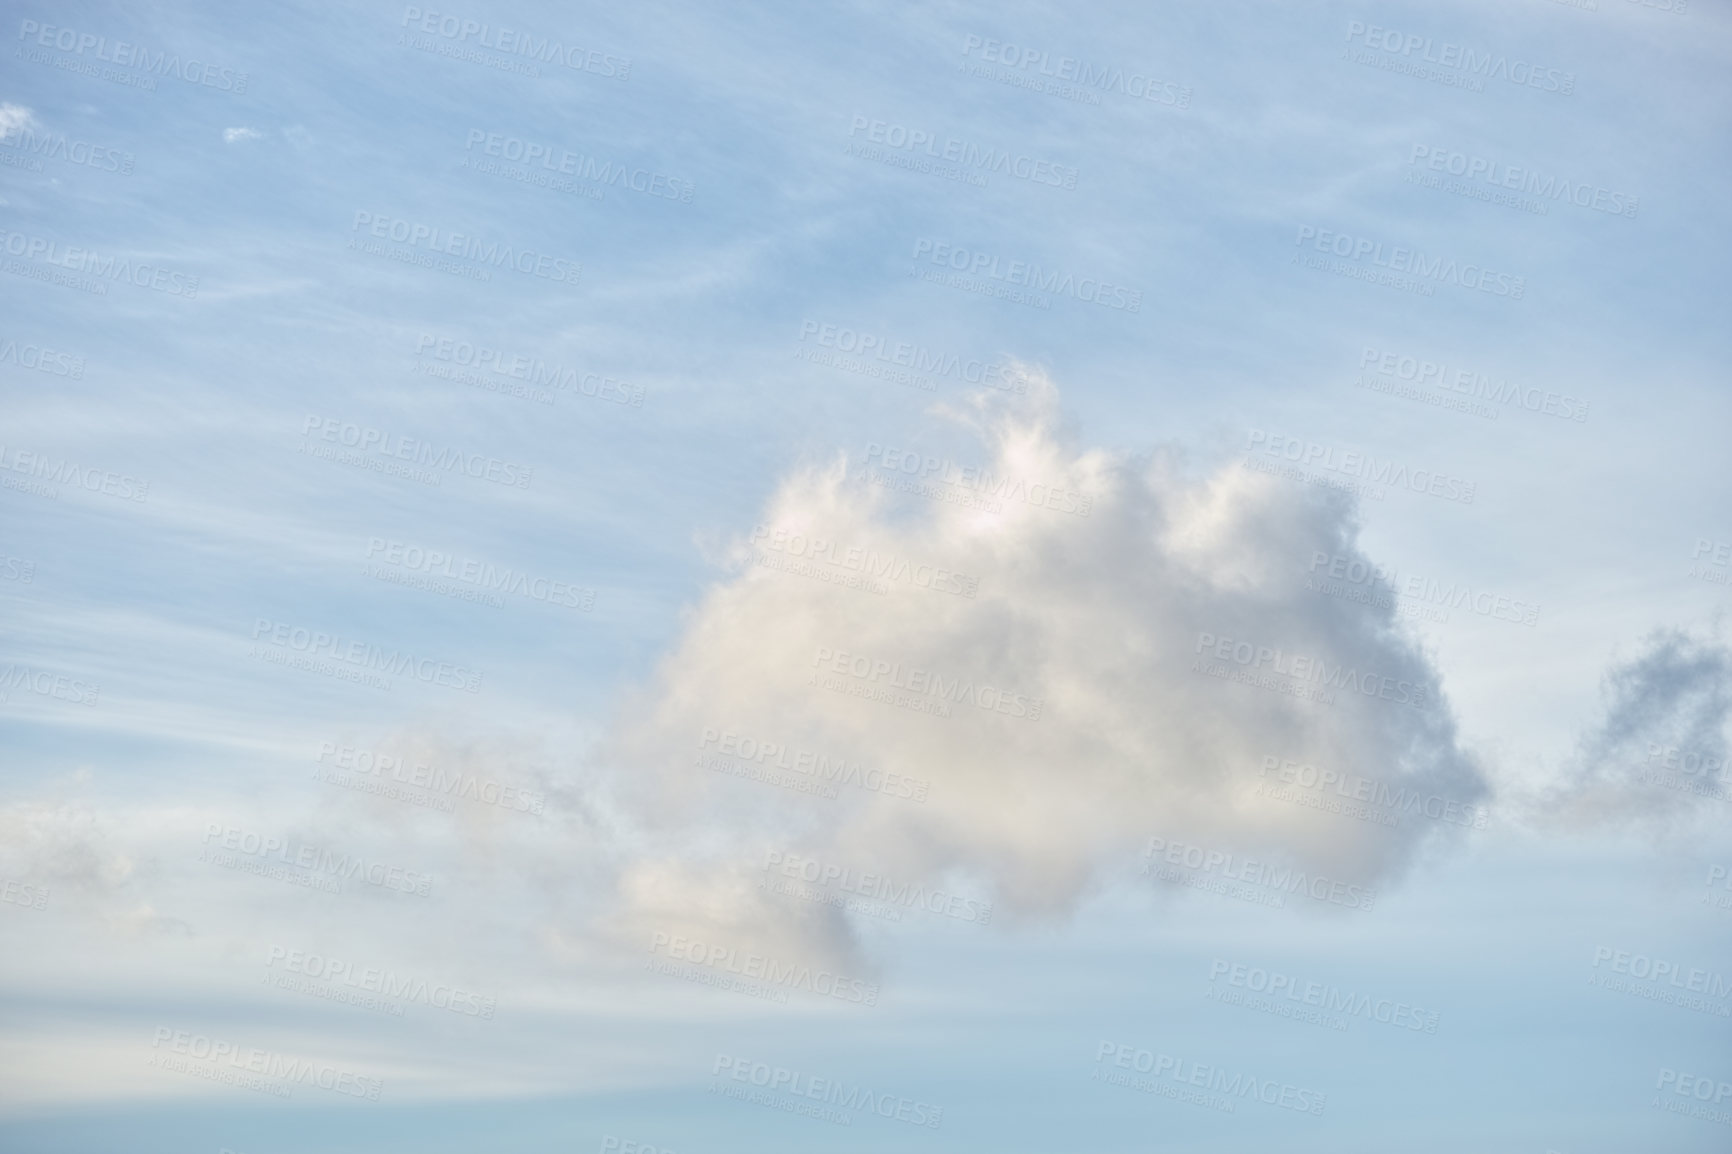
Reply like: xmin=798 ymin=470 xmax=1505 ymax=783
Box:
xmin=222 ymin=126 xmax=262 ymax=144
xmin=597 ymin=377 xmax=1488 ymax=965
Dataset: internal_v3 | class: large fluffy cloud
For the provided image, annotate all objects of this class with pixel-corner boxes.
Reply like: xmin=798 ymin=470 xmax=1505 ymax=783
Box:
xmin=598 ymin=378 xmax=1487 ymax=967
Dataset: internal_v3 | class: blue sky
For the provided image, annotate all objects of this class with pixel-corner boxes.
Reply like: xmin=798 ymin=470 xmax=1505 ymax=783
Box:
xmin=2 ymin=1 xmax=1730 ymax=1151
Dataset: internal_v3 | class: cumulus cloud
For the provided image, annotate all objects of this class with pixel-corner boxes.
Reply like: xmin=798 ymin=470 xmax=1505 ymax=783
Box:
xmin=596 ymin=377 xmax=1486 ymax=969
xmin=1548 ymin=627 xmax=1732 ymax=826
xmin=222 ymin=126 xmax=262 ymax=144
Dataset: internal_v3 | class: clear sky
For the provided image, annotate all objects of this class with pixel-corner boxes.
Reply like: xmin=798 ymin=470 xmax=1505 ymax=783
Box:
xmin=2 ymin=1 xmax=1730 ymax=1151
